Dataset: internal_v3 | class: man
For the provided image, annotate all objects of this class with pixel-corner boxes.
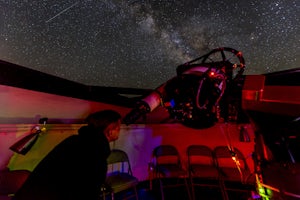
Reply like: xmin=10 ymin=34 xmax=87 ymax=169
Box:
xmin=13 ymin=109 xmax=122 ymax=200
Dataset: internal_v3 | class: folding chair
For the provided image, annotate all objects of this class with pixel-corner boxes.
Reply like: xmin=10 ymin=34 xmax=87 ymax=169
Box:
xmin=213 ymin=145 xmax=253 ymax=184
xmin=101 ymin=149 xmax=139 ymax=200
xmin=186 ymin=145 xmax=220 ymax=200
xmin=152 ymin=145 xmax=192 ymax=200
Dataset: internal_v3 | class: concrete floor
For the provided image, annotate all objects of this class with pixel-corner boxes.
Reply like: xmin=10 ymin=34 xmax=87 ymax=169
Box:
xmin=104 ymin=178 xmax=256 ymax=200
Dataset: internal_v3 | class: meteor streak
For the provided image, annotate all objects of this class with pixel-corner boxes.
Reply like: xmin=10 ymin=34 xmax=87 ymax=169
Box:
xmin=46 ymin=2 xmax=79 ymax=23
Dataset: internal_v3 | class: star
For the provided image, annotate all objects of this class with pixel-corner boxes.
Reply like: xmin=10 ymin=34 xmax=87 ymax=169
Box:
xmin=0 ymin=0 xmax=299 ymax=89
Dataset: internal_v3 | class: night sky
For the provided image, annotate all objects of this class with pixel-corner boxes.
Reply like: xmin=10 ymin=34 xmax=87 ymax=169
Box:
xmin=0 ymin=0 xmax=299 ymax=89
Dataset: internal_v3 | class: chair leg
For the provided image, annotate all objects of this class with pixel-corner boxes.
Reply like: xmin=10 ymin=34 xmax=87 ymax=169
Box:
xmin=101 ymin=192 xmax=106 ymax=200
xmin=159 ymin=178 xmax=165 ymax=200
xmin=219 ymin=177 xmax=229 ymax=200
xmin=190 ymin=177 xmax=196 ymax=200
xmin=134 ymin=186 xmax=139 ymax=200
xmin=111 ymin=192 xmax=115 ymax=200
xmin=184 ymin=178 xmax=192 ymax=200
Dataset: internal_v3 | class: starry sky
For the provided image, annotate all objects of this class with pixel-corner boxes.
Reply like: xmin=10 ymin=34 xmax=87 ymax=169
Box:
xmin=0 ymin=0 xmax=299 ymax=89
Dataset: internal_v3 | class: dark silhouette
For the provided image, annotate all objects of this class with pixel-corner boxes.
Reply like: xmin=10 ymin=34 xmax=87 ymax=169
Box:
xmin=13 ymin=110 xmax=122 ymax=200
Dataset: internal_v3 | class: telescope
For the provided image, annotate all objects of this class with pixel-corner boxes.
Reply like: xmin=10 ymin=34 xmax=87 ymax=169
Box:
xmin=123 ymin=47 xmax=246 ymax=129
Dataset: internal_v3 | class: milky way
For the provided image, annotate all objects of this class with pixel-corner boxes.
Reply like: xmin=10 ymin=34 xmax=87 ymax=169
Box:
xmin=0 ymin=0 xmax=299 ymax=89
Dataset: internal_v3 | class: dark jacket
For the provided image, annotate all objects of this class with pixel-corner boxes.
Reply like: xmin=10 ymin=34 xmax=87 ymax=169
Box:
xmin=13 ymin=126 xmax=111 ymax=200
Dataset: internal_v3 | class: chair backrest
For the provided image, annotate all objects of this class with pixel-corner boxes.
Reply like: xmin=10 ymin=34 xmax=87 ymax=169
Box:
xmin=214 ymin=145 xmax=249 ymax=170
xmin=153 ymin=145 xmax=181 ymax=166
xmin=187 ymin=145 xmax=215 ymax=166
xmin=107 ymin=149 xmax=133 ymax=175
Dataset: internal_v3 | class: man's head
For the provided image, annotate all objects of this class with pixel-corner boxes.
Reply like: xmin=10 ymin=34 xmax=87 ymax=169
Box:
xmin=86 ymin=110 xmax=122 ymax=142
